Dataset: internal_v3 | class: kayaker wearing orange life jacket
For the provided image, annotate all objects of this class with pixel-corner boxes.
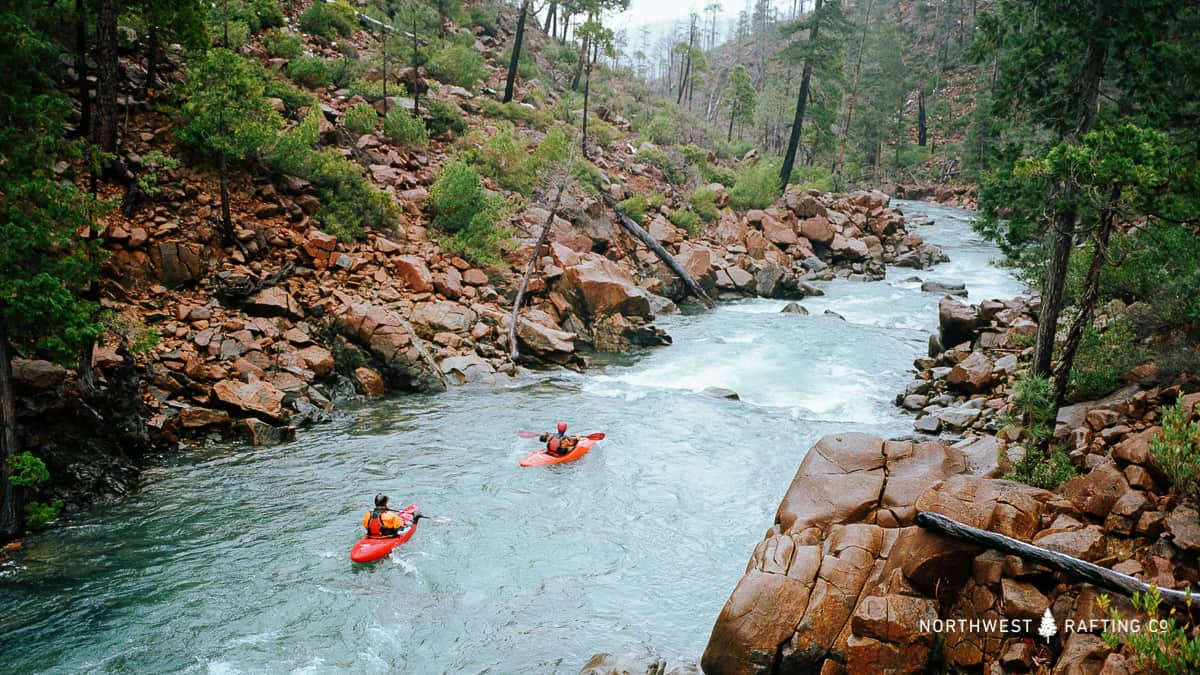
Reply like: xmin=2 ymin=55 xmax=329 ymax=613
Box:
xmin=362 ymin=494 xmax=414 ymax=538
xmin=538 ymin=422 xmax=577 ymax=456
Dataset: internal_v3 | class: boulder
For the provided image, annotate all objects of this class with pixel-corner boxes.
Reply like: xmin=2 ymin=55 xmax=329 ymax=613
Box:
xmin=797 ymin=215 xmax=834 ymax=244
xmin=780 ymin=302 xmax=808 ymax=315
xmin=440 ymin=354 xmax=497 ymax=384
xmin=563 ymin=255 xmax=654 ymax=319
xmin=151 ymin=241 xmax=205 ymax=287
xmin=938 ymin=296 xmax=978 ymax=348
xmin=410 ymin=301 xmax=475 ymax=334
xmin=295 ymin=345 xmax=335 ymax=377
xmin=1165 ymin=506 xmax=1200 ymax=552
xmin=831 ymin=233 xmax=870 ymax=260
xmin=393 ymin=256 xmax=434 ymax=293
xmin=922 ymin=280 xmax=967 ymax=297
xmin=245 ymin=287 xmax=303 ymax=319
xmin=579 ymin=653 xmax=699 ymax=675
xmin=240 ymin=418 xmax=295 ymax=446
xmin=212 ymin=379 xmax=286 ymax=422
xmin=760 ymin=213 xmax=797 ymax=245
xmin=787 ymin=191 xmax=828 ymax=218
xmin=11 ymin=359 xmax=67 ymax=390
xmin=353 ymin=367 xmax=386 ymax=397
xmin=333 ymin=301 xmax=443 ymax=391
xmin=177 ymin=406 xmax=231 ymax=429
xmin=703 ymin=387 xmax=740 ymax=400
xmin=947 ymin=352 xmax=995 ymax=393
xmin=513 ymin=308 xmax=576 ymax=354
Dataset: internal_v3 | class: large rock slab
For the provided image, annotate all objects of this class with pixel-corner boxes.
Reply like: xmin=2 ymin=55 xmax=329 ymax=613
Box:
xmin=212 ymin=380 xmax=286 ymax=422
xmin=333 ymin=301 xmax=443 ymax=391
xmin=563 ymin=254 xmax=654 ymax=319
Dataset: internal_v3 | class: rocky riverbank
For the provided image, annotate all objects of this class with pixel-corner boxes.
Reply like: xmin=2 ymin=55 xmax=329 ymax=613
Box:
xmin=695 ymin=287 xmax=1200 ymax=674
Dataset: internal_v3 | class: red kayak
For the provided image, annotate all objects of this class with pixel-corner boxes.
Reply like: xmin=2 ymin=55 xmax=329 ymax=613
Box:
xmin=519 ymin=438 xmax=598 ymax=467
xmin=349 ymin=504 xmax=420 ymax=563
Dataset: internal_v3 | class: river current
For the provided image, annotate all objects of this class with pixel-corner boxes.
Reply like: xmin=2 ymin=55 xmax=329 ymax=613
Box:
xmin=0 ymin=201 xmax=1025 ymax=674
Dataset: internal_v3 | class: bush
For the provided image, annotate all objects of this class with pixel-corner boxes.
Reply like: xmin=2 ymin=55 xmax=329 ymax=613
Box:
xmin=638 ymin=146 xmax=686 ymax=184
xmin=668 ymin=208 xmax=700 ymax=234
xmin=1067 ymin=319 xmax=1144 ymax=402
xmin=573 ymin=160 xmax=605 ymax=196
xmin=730 ymin=159 xmax=780 ymax=209
xmin=502 ymin=46 xmax=541 ymax=81
xmin=243 ymin=0 xmax=283 ymax=31
xmin=788 ymin=165 xmax=836 ymax=192
xmin=642 ymin=114 xmax=678 ymax=146
xmin=1150 ymin=399 xmax=1200 ymax=499
xmin=428 ymin=160 xmax=510 ymax=264
xmin=1001 ymin=375 xmax=1076 ymax=489
xmin=688 ymin=188 xmax=720 ymax=223
xmin=342 ymin=102 xmax=377 ymax=135
xmin=8 ymin=451 xmax=50 ymax=486
xmin=469 ymin=5 xmax=500 ymax=36
xmin=588 ymin=119 xmax=617 ymax=149
xmin=616 ymin=194 xmax=650 ymax=224
xmin=299 ymin=1 xmax=357 ymax=39
xmin=264 ymin=30 xmax=303 ymax=59
xmin=701 ymin=163 xmax=736 ymax=187
xmin=477 ymin=99 xmax=553 ymax=130
xmin=383 ymin=106 xmax=428 ymax=145
xmin=1006 ymin=446 xmax=1076 ymax=489
xmin=286 ymin=56 xmax=331 ymax=89
xmin=1102 ymin=587 xmax=1200 ymax=674
xmin=427 ymin=45 xmax=486 ymax=90
xmin=423 ymin=99 xmax=466 ymax=136
xmin=329 ymin=58 xmax=364 ymax=89
xmin=24 ymin=499 xmax=63 ymax=530
xmin=681 ymin=144 xmax=708 ymax=166
xmin=261 ymin=74 xmax=314 ymax=110
xmin=467 ymin=125 xmax=569 ymax=196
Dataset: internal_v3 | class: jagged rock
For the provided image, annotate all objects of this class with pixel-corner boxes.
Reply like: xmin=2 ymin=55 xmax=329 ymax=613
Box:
xmin=333 ymin=301 xmax=443 ymax=391
xmin=177 ymin=406 xmax=231 ymax=429
xmin=922 ymin=280 xmax=967 ymax=296
xmin=1165 ymin=506 xmax=1200 ymax=552
xmin=212 ymin=380 xmax=286 ymax=422
xmin=831 ymin=233 xmax=870 ymax=260
xmin=1033 ymin=525 xmax=1107 ymax=561
xmin=754 ymin=263 xmax=787 ymax=298
xmin=760 ymin=212 xmax=797 ymax=245
xmin=797 ymin=215 xmax=835 ymax=245
xmin=894 ymin=244 xmax=949 ymax=269
xmin=703 ymin=387 xmax=740 ymax=400
xmin=1052 ymin=633 xmax=1112 ymax=675
xmin=787 ymin=191 xmax=828 ymax=218
xmin=393 ymin=256 xmax=434 ymax=293
xmin=295 ymin=345 xmax=335 ymax=377
xmin=152 ymin=241 xmax=205 ymax=287
xmin=440 ymin=354 xmax=497 ymax=384
xmin=647 ymin=215 xmax=679 ymax=243
xmin=434 ymin=268 xmax=464 ymax=300
xmin=947 ymin=352 xmax=995 ymax=393
xmin=353 ymin=367 xmax=386 ymax=397
xmin=780 ymin=302 xmax=808 ymax=315
xmin=410 ymin=301 xmax=475 ymax=333
xmin=938 ymin=296 xmax=978 ymax=348
xmin=579 ymin=652 xmax=700 ymax=675
xmin=563 ymin=255 xmax=654 ymax=319
xmin=245 ymin=287 xmax=303 ymax=319
xmin=241 ymin=418 xmax=295 ymax=446
xmin=512 ymin=308 xmax=576 ymax=354
xmin=938 ymin=406 xmax=982 ymax=429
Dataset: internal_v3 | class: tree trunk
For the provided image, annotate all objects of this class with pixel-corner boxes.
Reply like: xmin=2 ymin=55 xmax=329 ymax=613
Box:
xmin=95 ymin=0 xmax=120 ymax=154
xmin=504 ymin=0 xmax=530 ymax=103
xmin=780 ymin=0 xmax=824 ymax=191
xmin=677 ymin=19 xmax=695 ymax=105
xmin=382 ymin=48 xmax=389 ymax=116
xmin=917 ymin=89 xmax=927 ymax=146
xmin=581 ymin=48 xmax=592 ymax=158
xmin=1032 ymin=0 xmax=1113 ymax=378
xmin=1053 ymin=185 xmax=1121 ymax=403
xmin=728 ymin=102 xmax=736 ymax=141
xmin=144 ymin=26 xmax=160 ymax=98
xmin=544 ymin=2 xmax=557 ymax=35
xmin=412 ymin=16 xmax=420 ymax=116
xmin=76 ymin=0 xmax=91 ymax=138
xmin=835 ymin=0 xmax=875 ymax=180
xmin=606 ymin=195 xmax=716 ymax=309
xmin=0 ymin=328 xmax=21 ymax=538
xmin=571 ymin=33 xmax=589 ymax=91
xmin=219 ymin=148 xmax=233 ymax=242
xmin=509 ymin=170 xmax=572 ymax=361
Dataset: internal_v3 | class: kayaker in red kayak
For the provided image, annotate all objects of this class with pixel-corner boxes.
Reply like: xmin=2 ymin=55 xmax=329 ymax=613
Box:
xmin=362 ymin=494 xmax=416 ymax=538
xmin=538 ymin=422 xmax=577 ymax=456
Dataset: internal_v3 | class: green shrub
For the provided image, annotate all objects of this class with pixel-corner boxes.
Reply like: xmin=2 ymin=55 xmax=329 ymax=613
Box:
xmin=383 ymin=106 xmax=428 ymax=145
xmin=1067 ymin=319 xmax=1144 ymax=402
xmin=427 ymin=45 xmax=486 ymax=90
xmin=668 ymin=208 xmax=700 ymax=234
xmin=299 ymin=1 xmax=357 ymax=39
xmin=638 ymin=146 xmax=686 ymax=184
xmin=477 ymin=99 xmax=553 ymax=130
xmin=264 ymin=30 xmax=303 ymax=59
xmin=423 ymin=99 xmax=466 ymax=136
xmin=329 ymin=58 xmax=364 ymax=89
xmin=501 ymin=45 xmax=541 ymax=80
xmin=8 ymin=451 xmax=50 ymax=487
xmin=286 ymin=56 xmax=331 ymax=89
xmin=730 ymin=159 xmax=780 ymax=209
xmin=642 ymin=113 xmax=678 ymax=146
xmin=588 ymin=119 xmax=617 ymax=149
xmin=701 ymin=163 xmax=736 ymax=187
xmin=616 ymin=194 xmax=650 ymax=224
xmin=347 ymin=77 xmax=386 ymax=100
xmin=681 ymin=143 xmax=708 ymax=166
xmin=1150 ymin=399 xmax=1200 ymax=499
xmin=552 ymin=93 xmax=581 ymax=124
xmin=1078 ymin=223 xmax=1200 ymax=329
xmin=261 ymin=74 xmax=315 ymax=110
xmin=469 ymin=124 xmax=533 ymax=194
xmin=244 ymin=0 xmax=283 ymax=31
xmin=1004 ymin=374 xmax=1058 ymax=445
xmin=573 ymin=160 xmax=605 ymax=196
xmin=428 ymin=160 xmax=510 ymax=264
xmin=1102 ymin=587 xmax=1200 ymax=675
xmin=688 ymin=188 xmax=720 ymax=223
xmin=23 ymin=499 xmax=63 ymax=530
xmin=342 ymin=102 xmax=377 ymax=135
xmin=788 ymin=164 xmax=836 ymax=192
xmin=553 ymin=43 xmax=578 ymax=69
xmin=135 ymin=151 xmax=179 ymax=199
xmin=469 ymin=5 xmax=500 ymax=36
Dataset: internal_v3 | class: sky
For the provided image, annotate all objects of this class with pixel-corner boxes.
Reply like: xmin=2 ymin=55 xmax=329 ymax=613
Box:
xmin=609 ymin=0 xmax=743 ymax=44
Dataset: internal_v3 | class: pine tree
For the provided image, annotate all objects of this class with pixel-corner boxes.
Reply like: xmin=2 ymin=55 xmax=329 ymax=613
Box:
xmin=724 ymin=64 xmax=757 ymax=141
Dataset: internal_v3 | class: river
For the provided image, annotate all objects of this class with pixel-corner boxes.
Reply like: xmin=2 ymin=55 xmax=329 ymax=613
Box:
xmin=0 ymin=201 xmax=1025 ymax=674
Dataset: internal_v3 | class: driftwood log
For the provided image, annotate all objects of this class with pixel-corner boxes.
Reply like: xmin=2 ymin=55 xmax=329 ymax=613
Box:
xmin=602 ymin=195 xmax=715 ymax=309
xmin=916 ymin=511 xmax=1195 ymax=610
xmin=508 ymin=171 xmax=572 ymax=361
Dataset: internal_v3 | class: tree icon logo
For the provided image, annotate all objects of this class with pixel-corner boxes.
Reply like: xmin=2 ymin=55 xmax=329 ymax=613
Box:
xmin=1038 ymin=608 xmax=1058 ymax=643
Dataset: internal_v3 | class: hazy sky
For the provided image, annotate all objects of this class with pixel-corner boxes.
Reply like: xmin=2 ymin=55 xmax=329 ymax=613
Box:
xmin=610 ymin=0 xmax=742 ymax=41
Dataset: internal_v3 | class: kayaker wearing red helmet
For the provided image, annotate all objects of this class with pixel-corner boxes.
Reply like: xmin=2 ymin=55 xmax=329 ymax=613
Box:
xmin=538 ymin=422 xmax=577 ymax=456
xmin=362 ymin=494 xmax=415 ymax=538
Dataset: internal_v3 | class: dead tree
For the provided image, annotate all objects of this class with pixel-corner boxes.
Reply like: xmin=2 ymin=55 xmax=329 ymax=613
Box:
xmin=603 ymin=195 xmax=716 ymax=309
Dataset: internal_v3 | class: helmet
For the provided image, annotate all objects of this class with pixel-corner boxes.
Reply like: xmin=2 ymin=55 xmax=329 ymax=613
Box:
xmin=557 ymin=422 xmax=568 ymax=433
xmin=374 ymin=494 xmax=389 ymax=507
xmin=548 ymin=437 xmax=561 ymax=452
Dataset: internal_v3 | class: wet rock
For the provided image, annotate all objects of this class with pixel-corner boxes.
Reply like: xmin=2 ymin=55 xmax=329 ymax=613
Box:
xmin=513 ymin=308 xmax=576 ymax=354
xmin=563 ymin=255 xmax=654 ymax=319
xmin=1061 ymin=460 xmax=1129 ymax=519
xmin=823 ymin=309 xmax=846 ymax=321
xmin=245 ymin=287 xmax=303 ymax=319
xmin=780 ymin=302 xmax=808 ymax=315
xmin=295 ymin=345 xmax=335 ymax=377
xmin=938 ymin=296 xmax=978 ymax=348
xmin=831 ymin=233 xmax=870 ymax=260
xmin=703 ymin=387 xmax=740 ymax=400
xmin=177 ymin=406 xmax=231 ymax=429
xmin=212 ymin=379 xmax=286 ymax=422
xmin=333 ymin=301 xmax=443 ymax=391
xmin=440 ymin=354 xmax=497 ymax=384
xmin=580 ymin=652 xmax=700 ymax=675
xmin=921 ymin=280 xmax=967 ymax=296
xmin=241 ymin=418 xmax=295 ymax=446
xmin=353 ymin=367 xmax=386 ymax=397
xmin=947 ymin=352 xmax=995 ymax=394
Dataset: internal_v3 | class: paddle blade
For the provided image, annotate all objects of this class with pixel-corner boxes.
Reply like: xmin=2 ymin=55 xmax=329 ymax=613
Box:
xmin=586 ymin=432 xmax=606 ymax=440
xmin=517 ymin=430 xmax=540 ymax=439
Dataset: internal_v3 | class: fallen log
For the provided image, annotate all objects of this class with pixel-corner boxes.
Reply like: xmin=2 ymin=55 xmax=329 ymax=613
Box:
xmin=915 ymin=511 xmax=1195 ymax=610
xmin=602 ymin=195 xmax=715 ymax=309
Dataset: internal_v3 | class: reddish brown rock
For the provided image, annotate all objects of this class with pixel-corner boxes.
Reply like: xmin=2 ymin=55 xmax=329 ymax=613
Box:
xmin=463 ymin=268 xmax=489 ymax=286
xmin=1033 ymin=525 xmax=1107 ymax=561
xmin=296 ymin=345 xmax=335 ymax=377
xmin=332 ymin=301 xmax=442 ymax=391
xmin=434 ymin=268 xmax=464 ymax=299
xmin=393 ymin=256 xmax=434 ymax=293
xmin=938 ymin=296 xmax=979 ymax=349
xmin=1061 ymin=460 xmax=1129 ymax=519
xmin=1112 ymin=427 xmax=1156 ymax=466
xmin=513 ymin=309 xmax=576 ymax=354
xmin=212 ymin=380 xmax=286 ymax=422
xmin=761 ymin=213 xmax=797 ymax=246
xmin=353 ymin=367 xmax=386 ymax=397
xmin=563 ymin=255 xmax=654 ymax=319
xmin=947 ymin=352 xmax=995 ymax=393
xmin=246 ymin=287 xmax=303 ymax=319
xmin=177 ymin=406 xmax=231 ymax=429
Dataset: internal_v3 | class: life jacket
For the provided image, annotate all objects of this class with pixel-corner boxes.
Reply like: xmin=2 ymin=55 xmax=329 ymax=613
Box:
xmin=366 ymin=507 xmax=402 ymax=538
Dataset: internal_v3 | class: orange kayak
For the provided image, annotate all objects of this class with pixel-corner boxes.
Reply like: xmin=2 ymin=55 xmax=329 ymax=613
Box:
xmin=349 ymin=504 xmax=419 ymax=563
xmin=519 ymin=438 xmax=597 ymax=467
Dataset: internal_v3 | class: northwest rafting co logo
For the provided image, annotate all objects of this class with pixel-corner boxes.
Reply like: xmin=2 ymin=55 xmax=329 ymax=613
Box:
xmin=1038 ymin=608 xmax=1058 ymax=643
